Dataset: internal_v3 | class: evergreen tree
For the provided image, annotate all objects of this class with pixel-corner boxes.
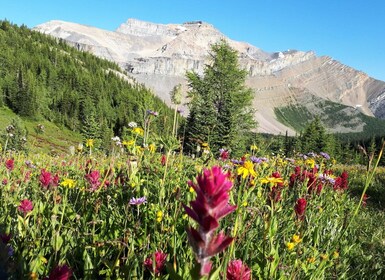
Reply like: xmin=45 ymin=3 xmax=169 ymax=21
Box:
xmin=184 ymin=40 xmax=256 ymax=155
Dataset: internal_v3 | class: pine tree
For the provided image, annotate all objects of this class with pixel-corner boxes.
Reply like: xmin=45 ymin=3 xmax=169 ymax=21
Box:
xmin=184 ymin=40 xmax=256 ymax=155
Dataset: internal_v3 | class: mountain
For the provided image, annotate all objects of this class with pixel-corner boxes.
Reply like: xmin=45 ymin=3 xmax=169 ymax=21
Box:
xmin=34 ymin=19 xmax=385 ymax=135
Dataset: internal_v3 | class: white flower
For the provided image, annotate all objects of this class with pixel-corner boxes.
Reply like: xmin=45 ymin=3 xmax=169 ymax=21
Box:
xmin=128 ymin=121 xmax=138 ymax=128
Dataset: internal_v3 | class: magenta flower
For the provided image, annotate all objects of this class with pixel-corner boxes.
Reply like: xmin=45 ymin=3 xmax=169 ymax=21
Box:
xmin=295 ymin=198 xmax=307 ymax=220
xmin=85 ymin=170 xmax=101 ymax=191
xmin=226 ymin=259 xmax=251 ymax=280
xmin=40 ymin=169 xmax=52 ymax=189
xmin=5 ymin=159 xmax=14 ymax=171
xmin=183 ymin=166 xmax=237 ymax=276
xmin=45 ymin=264 xmax=72 ymax=280
xmin=144 ymin=251 xmax=167 ymax=276
xmin=18 ymin=199 xmax=33 ymax=215
xmin=219 ymin=148 xmax=230 ymax=160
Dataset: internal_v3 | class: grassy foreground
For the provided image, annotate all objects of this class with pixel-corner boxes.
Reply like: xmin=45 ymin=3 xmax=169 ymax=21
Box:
xmin=0 ymin=142 xmax=384 ymax=279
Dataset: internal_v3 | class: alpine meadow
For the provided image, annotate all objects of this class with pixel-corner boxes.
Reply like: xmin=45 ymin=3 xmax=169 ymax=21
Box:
xmin=1 ymin=20 xmax=385 ymax=280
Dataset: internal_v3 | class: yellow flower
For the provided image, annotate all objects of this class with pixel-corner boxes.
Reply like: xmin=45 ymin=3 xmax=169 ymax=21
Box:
xmin=292 ymin=234 xmax=302 ymax=244
xmin=85 ymin=139 xmax=94 ymax=148
xmin=286 ymin=242 xmax=295 ymax=251
xmin=60 ymin=178 xmax=75 ymax=188
xmin=260 ymin=177 xmax=284 ymax=185
xmin=333 ymin=251 xmax=339 ymax=259
xmin=320 ymin=253 xmax=328 ymax=261
xmin=305 ymin=158 xmax=315 ymax=168
xmin=189 ymin=186 xmax=195 ymax=193
xmin=242 ymin=201 xmax=248 ymax=207
xmin=250 ymin=144 xmax=258 ymax=151
xmin=30 ymin=272 xmax=38 ymax=280
xmin=156 ymin=210 xmax=163 ymax=222
xmin=201 ymin=142 xmax=210 ymax=150
xmin=132 ymin=127 xmax=144 ymax=136
xmin=307 ymin=257 xmax=316 ymax=264
xmin=148 ymin=143 xmax=156 ymax=153
xmin=123 ymin=140 xmax=135 ymax=147
xmin=237 ymin=160 xmax=257 ymax=179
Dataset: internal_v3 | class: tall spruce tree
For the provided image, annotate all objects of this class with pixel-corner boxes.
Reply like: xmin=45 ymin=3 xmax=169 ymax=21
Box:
xmin=184 ymin=40 xmax=255 ymax=155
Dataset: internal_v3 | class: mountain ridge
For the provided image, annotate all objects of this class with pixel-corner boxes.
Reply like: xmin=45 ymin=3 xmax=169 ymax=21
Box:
xmin=34 ymin=18 xmax=385 ymax=135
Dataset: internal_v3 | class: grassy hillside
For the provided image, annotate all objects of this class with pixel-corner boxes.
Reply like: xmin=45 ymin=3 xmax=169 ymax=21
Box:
xmin=275 ymin=97 xmax=385 ymax=141
xmin=0 ymin=20 xmax=175 ymax=153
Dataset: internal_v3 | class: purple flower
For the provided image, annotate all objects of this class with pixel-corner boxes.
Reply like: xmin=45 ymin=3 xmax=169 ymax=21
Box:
xmin=250 ymin=156 xmax=263 ymax=164
xmin=146 ymin=109 xmax=159 ymax=116
xmin=129 ymin=197 xmax=147 ymax=205
xmin=320 ymin=152 xmax=330 ymax=160
xmin=230 ymin=159 xmax=243 ymax=165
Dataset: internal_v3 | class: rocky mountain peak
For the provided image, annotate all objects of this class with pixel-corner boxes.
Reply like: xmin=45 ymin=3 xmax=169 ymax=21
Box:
xmin=33 ymin=18 xmax=385 ymax=135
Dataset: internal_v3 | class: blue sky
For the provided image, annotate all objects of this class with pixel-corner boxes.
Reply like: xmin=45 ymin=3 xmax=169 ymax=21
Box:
xmin=1 ymin=0 xmax=384 ymax=81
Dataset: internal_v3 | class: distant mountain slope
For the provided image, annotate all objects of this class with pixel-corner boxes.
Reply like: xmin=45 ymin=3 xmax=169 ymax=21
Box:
xmin=0 ymin=20 xmax=175 ymax=145
xmin=34 ymin=19 xmax=385 ymax=135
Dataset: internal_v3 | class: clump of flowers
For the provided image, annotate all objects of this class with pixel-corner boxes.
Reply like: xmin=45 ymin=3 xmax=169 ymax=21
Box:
xmin=226 ymin=259 xmax=251 ymax=280
xmin=183 ymin=166 xmax=237 ymax=276
xmin=144 ymin=251 xmax=167 ymax=276
xmin=295 ymin=198 xmax=307 ymax=220
xmin=39 ymin=169 xmax=59 ymax=189
xmin=18 ymin=199 xmax=33 ymax=215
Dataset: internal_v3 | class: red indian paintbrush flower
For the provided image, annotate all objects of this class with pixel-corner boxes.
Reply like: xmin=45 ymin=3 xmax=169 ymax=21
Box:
xmin=18 ymin=199 xmax=33 ymax=215
xmin=5 ymin=159 xmax=14 ymax=171
xmin=144 ymin=251 xmax=168 ymax=276
xmin=40 ymin=169 xmax=52 ymax=189
xmin=85 ymin=170 xmax=101 ymax=191
xmin=226 ymin=259 xmax=251 ymax=280
xmin=183 ymin=166 xmax=237 ymax=276
xmin=45 ymin=264 xmax=72 ymax=280
xmin=294 ymin=198 xmax=307 ymax=220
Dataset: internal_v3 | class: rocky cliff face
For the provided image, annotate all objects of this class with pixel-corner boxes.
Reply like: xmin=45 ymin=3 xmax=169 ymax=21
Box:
xmin=34 ymin=18 xmax=385 ymax=134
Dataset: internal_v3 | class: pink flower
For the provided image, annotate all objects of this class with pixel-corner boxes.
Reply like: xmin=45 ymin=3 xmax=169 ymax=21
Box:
xmin=45 ymin=264 xmax=72 ymax=280
xmin=226 ymin=259 xmax=251 ymax=280
xmin=40 ymin=169 xmax=53 ymax=189
xmin=85 ymin=170 xmax=101 ymax=191
xmin=18 ymin=199 xmax=33 ymax=215
xmin=334 ymin=171 xmax=349 ymax=191
xmin=5 ymin=159 xmax=14 ymax=171
xmin=161 ymin=154 xmax=167 ymax=166
xmin=219 ymin=148 xmax=230 ymax=160
xmin=144 ymin=251 xmax=167 ymax=275
xmin=183 ymin=166 xmax=236 ymax=276
xmin=294 ymin=198 xmax=307 ymax=220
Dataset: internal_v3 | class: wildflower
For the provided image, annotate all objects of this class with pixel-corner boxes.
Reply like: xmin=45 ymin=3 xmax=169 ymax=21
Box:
xmin=129 ymin=197 xmax=147 ymax=205
xmin=294 ymin=198 xmax=307 ymax=220
xmin=183 ymin=166 xmax=236 ymax=276
xmin=226 ymin=259 xmax=251 ymax=280
xmin=161 ymin=154 xmax=167 ymax=166
xmin=260 ymin=176 xmax=284 ymax=186
xmin=219 ymin=148 xmax=230 ymax=160
xmin=40 ymin=169 xmax=53 ymax=189
xmin=148 ymin=143 xmax=156 ymax=153
xmin=30 ymin=272 xmax=38 ymax=280
xmin=144 ymin=251 xmax=167 ymax=276
xmin=132 ymin=127 xmax=144 ymax=136
xmin=307 ymin=257 xmax=316 ymax=263
xmin=319 ymin=152 xmax=330 ymax=160
xmin=5 ymin=159 xmax=14 ymax=171
xmin=146 ymin=109 xmax=159 ymax=116
xmin=305 ymin=158 xmax=315 ymax=168
xmin=286 ymin=242 xmax=295 ymax=251
xmin=156 ymin=210 xmax=163 ymax=222
xmin=25 ymin=160 xmax=36 ymax=168
xmin=85 ymin=170 xmax=101 ymax=191
xmin=123 ymin=139 xmax=135 ymax=147
xmin=18 ymin=199 xmax=33 ymax=215
xmin=85 ymin=139 xmax=94 ymax=148
xmin=334 ymin=171 xmax=349 ymax=191
xmin=333 ymin=251 xmax=339 ymax=259
xmin=320 ymin=253 xmax=328 ymax=261
xmin=2 ymin=178 xmax=8 ymax=185
xmin=231 ymin=159 xmax=244 ymax=165
xmin=362 ymin=194 xmax=369 ymax=207
xmin=292 ymin=234 xmax=302 ymax=244
xmin=250 ymin=144 xmax=258 ymax=151
xmin=237 ymin=160 xmax=257 ymax=179
xmin=128 ymin=121 xmax=138 ymax=128
xmin=45 ymin=264 xmax=72 ymax=280
xmin=201 ymin=142 xmax=210 ymax=150
xmin=60 ymin=178 xmax=76 ymax=189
